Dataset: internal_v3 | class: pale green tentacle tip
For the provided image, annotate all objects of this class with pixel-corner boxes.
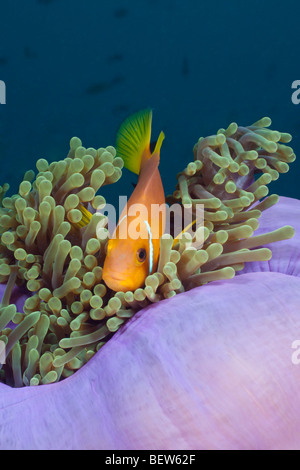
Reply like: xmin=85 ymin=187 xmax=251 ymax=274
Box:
xmin=280 ymin=132 xmax=292 ymax=143
xmin=70 ymin=137 xmax=82 ymax=150
xmin=280 ymin=225 xmax=295 ymax=239
xmin=252 ymin=117 xmax=272 ymax=127
xmin=222 ymin=267 xmax=236 ymax=279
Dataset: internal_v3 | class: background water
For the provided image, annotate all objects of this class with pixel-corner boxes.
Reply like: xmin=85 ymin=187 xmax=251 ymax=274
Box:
xmin=0 ymin=0 xmax=299 ymax=208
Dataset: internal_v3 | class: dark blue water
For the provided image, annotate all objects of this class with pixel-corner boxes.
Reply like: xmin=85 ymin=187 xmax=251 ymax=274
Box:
xmin=0 ymin=0 xmax=299 ymax=204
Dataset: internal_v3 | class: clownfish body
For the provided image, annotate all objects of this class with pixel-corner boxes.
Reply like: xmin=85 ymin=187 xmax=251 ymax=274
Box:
xmin=102 ymin=109 xmax=166 ymax=292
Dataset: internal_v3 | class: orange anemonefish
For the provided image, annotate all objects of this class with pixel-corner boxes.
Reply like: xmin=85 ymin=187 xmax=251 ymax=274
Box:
xmin=102 ymin=108 xmax=166 ymax=292
xmin=74 ymin=110 xmax=201 ymax=292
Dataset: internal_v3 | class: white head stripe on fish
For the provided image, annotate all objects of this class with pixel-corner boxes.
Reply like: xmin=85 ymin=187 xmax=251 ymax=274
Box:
xmin=116 ymin=214 xmax=127 ymax=230
xmin=144 ymin=220 xmax=153 ymax=274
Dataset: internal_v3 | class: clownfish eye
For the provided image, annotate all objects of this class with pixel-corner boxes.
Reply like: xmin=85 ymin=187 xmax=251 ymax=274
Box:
xmin=136 ymin=248 xmax=147 ymax=263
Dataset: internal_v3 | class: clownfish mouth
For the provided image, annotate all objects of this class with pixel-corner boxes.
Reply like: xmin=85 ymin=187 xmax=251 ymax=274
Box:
xmin=103 ymin=269 xmax=144 ymax=293
xmin=103 ymin=272 xmax=129 ymax=292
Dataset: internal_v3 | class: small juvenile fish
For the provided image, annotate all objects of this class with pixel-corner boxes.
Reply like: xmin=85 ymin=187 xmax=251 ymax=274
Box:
xmin=114 ymin=7 xmax=129 ymax=18
xmin=85 ymin=76 xmax=125 ymax=95
xmin=102 ymin=109 xmax=166 ymax=292
xmin=107 ymin=53 xmax=123 ymax=64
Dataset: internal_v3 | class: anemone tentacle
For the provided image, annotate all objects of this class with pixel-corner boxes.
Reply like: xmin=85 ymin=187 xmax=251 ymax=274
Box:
xmin=0 ymin=118 xmax=296 ymax=387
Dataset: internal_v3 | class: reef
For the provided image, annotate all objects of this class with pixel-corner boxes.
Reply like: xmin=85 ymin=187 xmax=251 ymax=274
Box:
xmin=0 ymin=117 xmax=296 ymax=387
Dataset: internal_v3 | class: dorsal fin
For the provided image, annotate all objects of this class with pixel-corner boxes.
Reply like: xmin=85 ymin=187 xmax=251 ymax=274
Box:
xmin=115 ymin=109 xmax=152 ymax=175
xmin=152 ymin=131 xmax=165 ymax=156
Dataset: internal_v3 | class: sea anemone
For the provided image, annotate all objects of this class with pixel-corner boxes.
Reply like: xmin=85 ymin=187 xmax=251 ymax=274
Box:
xmin=0 ymin=116 xmax=296 ymax=388
xmin=1 ymin=195 xmax=300 ymax=449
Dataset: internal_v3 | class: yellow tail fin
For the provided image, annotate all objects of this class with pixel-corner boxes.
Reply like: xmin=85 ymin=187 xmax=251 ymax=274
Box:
xmin=172 ymin=217 xmax=202 ymax=247
xmin=72 ymin=204 xmax=93 ymax=229
xmin=115 ymin=109 xmax=153 ymax=175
